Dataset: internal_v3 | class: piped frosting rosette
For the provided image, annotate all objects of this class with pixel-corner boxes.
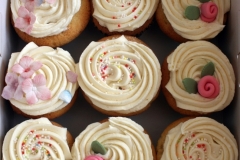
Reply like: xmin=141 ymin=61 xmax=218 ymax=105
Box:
xmin=92 ymin=0 xmax=159 ymax=32
xmin=160 ymin=117 xmax=238 ymax=160
xmin=2 ymin=118 xmax=72 ymax=160
xmin=3 ymin=42 xmax=78 ymax=116
xmin=71 ymin=117 xmax=154 ymax=160
xmin=165 ymin=41 xmax=235 ymax=113
xmin=11 ymin=0 xmax=80 ymax=37
xmin=77 ymin=35 xmax=161 ymax=115
xmin=161 ymin=0 xmax=230 ymax=40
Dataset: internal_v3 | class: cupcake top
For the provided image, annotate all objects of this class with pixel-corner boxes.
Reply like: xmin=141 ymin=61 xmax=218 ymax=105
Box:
xmin=1 ymin=42 xmax=78 ymax=116
xmin=2 ymin=117 xmax=72 ymax=160
xmin=161 ymin=0 xmax=230 ymax=40
xmin=165 ymin=41 xmax=235 ymax=113
xmin=77 ymin=35 xmax=161 ymax=115
xmin=92 ymin=0 xmax=159 ymax=32
xmin=11 ymin=0 xmax=80 ymax=37
xmin=71 ymin=117 xmax=154 ymax=160
xmin=161 ymin=117 xmax=238 ymax=160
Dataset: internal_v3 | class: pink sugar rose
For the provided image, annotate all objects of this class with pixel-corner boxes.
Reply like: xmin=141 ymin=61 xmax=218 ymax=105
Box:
xmin=22 ymin=74 xmax=51 ymax=105
xmin=84 ymin=155 xmax=104 ymax=160
xmin=200 ymin=2 xmax=218 ymax=23
xmin=198 ymin=75 xmax=220 ymax=98
xmin=11 ymin=56 xmax=42 ymax=78
xmin=67 ymin=71 xmax=78 ymax=83
xmin=15 ymin=6 xmax=36 ymax=34
xmin=21 ymin=0 xmax=44 ymax=12
xmin=1 ymin=73 xmax=24 ymax=100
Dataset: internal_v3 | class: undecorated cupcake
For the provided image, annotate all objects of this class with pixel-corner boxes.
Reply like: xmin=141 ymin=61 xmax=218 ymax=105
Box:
xmin=71 ymin=117 xmax=156 ymax=160
xmin=10 ymin=0 xmax=90 ymax=47
xmin=157 ymin=117 xmax=238 ymax=160
xmin=156 ymin=0 xmax=230 ymax=42
xmin=1 ymin=42 xmax=79 ymax=119
xmin=91 ymin=0 xmax=159 ymax=35
xmin=161 ymin=41 xmax=235 ymax=115
xmin=2 ymin=117 xmax=73 ymax=160
xmin=76 ymin=35 xmax=161 ymax=116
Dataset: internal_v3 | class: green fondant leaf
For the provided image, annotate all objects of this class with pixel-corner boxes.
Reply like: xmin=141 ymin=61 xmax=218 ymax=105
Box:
xmin=201 ymin=62 xmax=215 ymax=77
xmin=182 ymin=78 xmax=198 ymax=94
xmin=185 ymin=6 xmax=200 ymax=20
xmin=91 ymin=140 xmax=107 ymax=155
xmin=198 ymin=0 xmax=210 ymax=3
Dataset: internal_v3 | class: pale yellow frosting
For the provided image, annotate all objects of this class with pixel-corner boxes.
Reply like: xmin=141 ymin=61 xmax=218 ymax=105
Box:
xmin=11 ymin=0 xmax=80 ymax=37
xmin=92 ymin=0 xmax=159 ymax=32
xmin=161 ymin=0 xmax=230 ymax=40
xmin=161 ymin=117 xmax=238 ymax=160
xmin=8 ymin=42 xmax=78 ymax=116
xmin=2 ymin=118 xmax=72 ymax=160
xmin=71 ymin=117 xmax=154 ymax=160
xmin=77 ymin=35 xmax=161 ymax=114
xmin=166 ymin=41 xmax=235 ymax=113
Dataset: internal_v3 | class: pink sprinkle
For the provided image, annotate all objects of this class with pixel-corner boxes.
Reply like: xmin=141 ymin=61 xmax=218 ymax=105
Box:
xmin=118 ymin=24 xmax=121 ymax=27
xmin=134 ymin=16 xmax=137 ymax=19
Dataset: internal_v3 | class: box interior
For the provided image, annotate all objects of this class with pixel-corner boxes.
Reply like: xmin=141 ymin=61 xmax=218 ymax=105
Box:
xmin=0 ymin=0 xmax=239 ymax=159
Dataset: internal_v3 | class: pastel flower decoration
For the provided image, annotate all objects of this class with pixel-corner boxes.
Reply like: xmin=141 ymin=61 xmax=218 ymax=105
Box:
xmin=21 ymin=0 xmax=44 ymax=12
xmin=66 ymin=71 xmax=78 ymax=83
xmin=200 ymin=2 xmax=218 ymax=23
xmin=22 ymin=74 xmax=51 ymax=104
xmin=11 ymin=56 xmax=42 ymax=78
xmin=198 ymin=75 xmax=220 ymax=98
xmin=1 ymin=73 xmax=24 ymax=100
xmin=14 ymin=6 xmax=36 ymax=34
xmin=84 ymin=155 xmax=104 ymax=160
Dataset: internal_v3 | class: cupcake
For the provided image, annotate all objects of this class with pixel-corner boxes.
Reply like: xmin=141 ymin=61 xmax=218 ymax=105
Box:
xmin=161 ymin=41 xmax=235 ymax=115
xmin=157 ymin=117 xmax=238 ymax=160
xmin=91 ymin=0 xmax=159 ymax=35
xmin=71 ymin=117 xmax=156 ymax=160
xmin=76 ymin=35 xmax=161 ymax=116
xmin=1 ymin=42 xmax=79 ymax=119
xmin=156 ymin=0 xmax=230 ymax=42
xmin=10 ymin=0 xmax=90 ymax=47
xmin=2 ymin=117 xmax=73 ymax=160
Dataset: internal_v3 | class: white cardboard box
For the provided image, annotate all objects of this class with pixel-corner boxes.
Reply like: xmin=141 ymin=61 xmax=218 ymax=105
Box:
xmin=0 ymin=0 xmax=239 ymax=159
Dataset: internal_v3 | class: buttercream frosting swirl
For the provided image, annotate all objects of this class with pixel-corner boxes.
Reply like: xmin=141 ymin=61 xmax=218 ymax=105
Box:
xmin=161 ymin=0 xmax=230 ymax=40
xmin=2 ymin=118 xmax=72 ymax=160
xmin=161 ymin=117 xmax=238 ymax=160
xmin=92 ymin=0 xmax=159 ymax=32
xmin=71 ymin=117 xmax=154 ymax=160
xmin=8 ymin=42 xmax=78 ymax=116
xmin=10 ymin=0 xmax=80 ymax=37
xmin=166 ymin=41 xmax=235 ymax=113
xmin=77 ymin=36 xmax=161 ymax=114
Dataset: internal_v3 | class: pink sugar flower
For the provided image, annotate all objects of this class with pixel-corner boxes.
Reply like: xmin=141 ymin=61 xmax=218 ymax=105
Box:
xmin=22 ymin=74 xmax=51 ymax=105
xmin=21 ymin=0 xmax=44 ymax=12
xmin=11 ymin=56 xmax=42 ymax=78
xmin=15 ymin=6 xmax=36 ymax=34
xmin=1 ymin=73 xmax=24 ymax=100
xmin=67 ymin=71 xmax=78 ymax=83
xmin=84 ymin=155 xmax=104 ymax=160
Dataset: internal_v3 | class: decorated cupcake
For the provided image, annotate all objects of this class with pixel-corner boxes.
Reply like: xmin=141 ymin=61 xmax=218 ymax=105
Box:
xmin=10 ymin=0 xmax=90 ymax=47
xmin=91 ymin=0 xmax=159 ymax=35
xmin=2 ymin=117 xmax=73 ymax=160
xmin=156 ymin=0 xmax=230 ymax=42
xmin=157 ymin=117 xmax=238 ymax=160
xmin=1 ymin=42 xmax=79 ymax=119
xmin=76 ymin=35 xmax=161 ymax=116
xmin=71 ymin=117 xmax=156 ymax=160
xmin=161 ymin=41 xmax=235 ymax=115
